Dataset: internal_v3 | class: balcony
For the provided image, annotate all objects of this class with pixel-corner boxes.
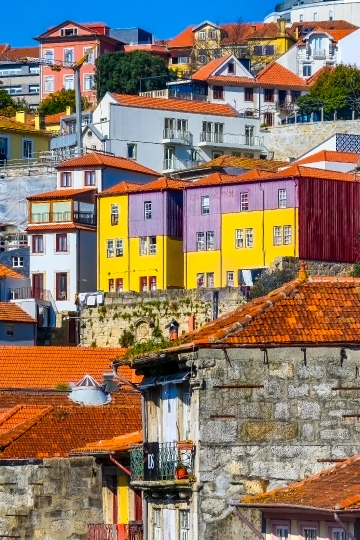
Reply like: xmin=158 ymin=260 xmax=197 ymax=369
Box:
xmin=162 ymin=128 xmax=191 ymax=144
xmin=87 ymin=522 xmax=143 ymax=540
xmin=50 ymin=132 xmax=77 ymax=150
xmin=199 ymin=132 xmax=264 ymax=149
xmin=139 ymin=89 xmax=207 ymax=102
xmin=163 ymin=159 xmax=204 ymax=173
xmin=130 ymin=441 xmax=195 ymax=484
xmin=312 ymin=49 xmax=326 ymax=59
xmin=74 ymin=211 xmax=96 ymax=226
xmin=9 ymin=287 xmax=52 ymax=302
xmin=30 ymin=212 xmax=95 ymax=226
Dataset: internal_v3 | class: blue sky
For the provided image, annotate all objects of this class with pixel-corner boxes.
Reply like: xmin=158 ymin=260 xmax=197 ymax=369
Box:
xmin=3 ymin=0 xmax=274 ymax=47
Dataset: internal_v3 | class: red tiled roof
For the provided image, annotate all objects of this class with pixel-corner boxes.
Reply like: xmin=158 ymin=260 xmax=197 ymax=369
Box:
xmin=167 ymin=23 xmax=267 ymax=49
xmin=167 ymin=26 xmax=194 ymax=48
xmin=0 ymin=391 xmax=141 ymax=408
xmin=305 ymin=65 xmax=333 ymax=85
xmin=0 ymin=404 xmax=142 ymax=459
xmin=0 ymin=304 xmax=36 ymax=323
xmin=289 ymin=20 xmax=358 ymax=38
xmin=267 ymin=164 xmax=356 ymax=182
xmin=100 ymin=177 xmax=190 ymax=197
xmin=124 ymin=45 xmax=169 ymax=54
xmin=0 ymin=405 xmax=49 ymax=434
xmin=192 ymin=56 xmax=231 ymax=81
xmin=111 ymin=93 xmax=238 ymax=117
xmin=72 ymin=430 xmax=143 ymax=454
xmin=99 ymin=181 xmax=144 ymax=197
xmin=27 ymin=187 xmax=96 ymax=200
xmin=257 ymin=62 xmax=307 ymax=87
xmin=9 ymin=46 xmax=39 ymax=57
xmin=247 ymin=22 xmax=294 ymax=40
xmin=196 ymin=155 xmax=288 ymax=171
xmin=295 ymin=150 xmax=359 ymax=165
xmin=57 ymin=153 xmax=160 ymax=176
xmin=45 ymin=111 xmax=65 ymax=125
xmin=298 ymin=26 xmax=357 ymax=44
xmin=0 ymin=116 xmax=51 ymax=136
xmin=240 ymin=453 xmax=360 ymax=510
xmin=168 ymin=275 xmax=360 ymax=347
xmin=186 ymin=171 xmax=274 ymax=188
xmin=0 ymin=347 xmax=128 ymax=389
xmin=27 ymin=223 xmax=96 ymax=232
xmin=0 ymin=264 xmax=24 ymax=279
xmin=208 ymin=75 xmax=256 ymax=85
xmin=0 ymin=45 xmax=9 ymax=54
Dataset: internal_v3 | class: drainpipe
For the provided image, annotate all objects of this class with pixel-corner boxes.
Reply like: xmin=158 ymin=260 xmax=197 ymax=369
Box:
xmin=109 ymin=455 xmax=131 ymax=476
xmin=294 ymin=178 xmax=298 ymax=258
xmin=334 ymin=513 xmax=356 ymax=540
xmin=142 ymin=393 xmax=148 ymax=540
xmin=259 ymin=183 xmax=265 ymax=266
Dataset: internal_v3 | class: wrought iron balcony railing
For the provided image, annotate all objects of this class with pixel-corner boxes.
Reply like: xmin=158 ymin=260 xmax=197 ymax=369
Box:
xmin=130 ymin=441 xmax=195 ymax=482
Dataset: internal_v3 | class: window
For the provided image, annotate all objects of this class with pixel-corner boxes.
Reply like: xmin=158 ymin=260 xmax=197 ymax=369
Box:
xmin=206 ymin=272 xmax=214 ymax=288
xmin=245 ymin=87 xmax=254 ymax=101
xmin=61 ymin=28 xmax=78 ymax=36
xmin=127 ymin=144 xmax=137 ymax=160
xmin=144 ymin=201 xmax=152 ymax=220
xmin=6 ymin=324 xmax=14 ymax=337
xmin=23 ymin=139 xmax=33 ymax=159
xmin=85 ymin=171 xmax=95 ymax=186
xmin=44 ymin=50 xmax=54 ymax=63
xmin=64 ymin=48 xmax=74 ymax=63
xmin=228 ymin=62 xmax=235 ymax=73
xmin=206 ymin=231 xmax=214 ymax=250
xmin=265 ymin=45 xmax=275 ymax=55
xmin=213 ymin=86 xmax=224 ymax=100
xmin=245 ymin=228 xmax=254 ymax=248
xmin=332 ymin=529 xmax=347 ymax=540
xmin=198 ymin=30 xmax=206 ymax=40
xmin=300 ymin=14 xmax=304 ymax=21
xmin=291 ymin=90 xmax=300 ymax=103
xmin=278 ymin=189 xmax=287 ymax=208
xmin=149 ymin=276 xmax=157 ymax=290
xmin=304 ymin=529 xmax=317 ymax=540
xmin=276 ymin=526 xmax=288 ymax=540
xmin=264 ymin=88 xmax=274 ymax=102
xmin=227 ymin=271 xmax=234 ymax=286
xmin=180 ymin=510 xmax=190 ymax=540
xmin=110 ymin=204 xmax=119 ymax=226
xmin=84 ymin=74 xmax=94 ymax=90
xmin=5 ymin=86 xmax=22 ymax=95
xmin=140 ymin=237 xmax=147 ymax=255
xmin=177 ymin=119 xmax=188 ymax=132
xmin=64 ymin=75 xmax=74 ymax=90
xmin=264 ymin=112 xmax=273 ymax=126
xmin=284 ymin=225 xmax=292 ymax=245
xmin=12 ymin=256 xmax=24 ymax=268
xmin=44 ymin=76 xmax=54 ymax=93
xmin=116 ymin=239 xmax=123 ymax=257
xmin=329 ymin=10 xmax=333 ymax=20
xmin=240 ymin=192 xmax=249 ymax=211
xmin=0 ymin=136 xmax=9 ymax=158
xmin=197 ymin=273 xmax=205 ymax=288
xmin=201 ymin=196 xmax=210 ymax=215
xmin=56 ymin=233 xmax=67 ymax=252
xmin=303 ymin=65 xmax=312 ymax=77
xmin=29 ymin=85 xmax=40 ymax=94
xmin=108 ymin=278 xmax=114 ymax=292
xmin=179 ymin=56 xmax=189 ymax=63
xmin=171 ymin=57 xmax=179 ymax=64
xmin=313 ymin=12 xmax=318 ymax=21
xmin=56 ymin=272 xmax=67 ymax=301
xmin=84 ymin=47 xmax=95 ymax=64
xmin=32 ymin=235 xmax=44 ymax=254
xmin=116 ymin=278 xmax=123 ymax=292
xmin=196 ymin=232 xmax=205 ymax=251
xmin=149 ymin=237 xmax=157 ymax=255
xmin=60 ymin=172 xmax=72 ymax=187
xmin=212 ymin=151 xmax=223 ymax=159
xmin=0 ymin=68 xmax=22 ymax=76
xmin=140 ymin=276 xmax=147 ymax=292
xmin=214 ymin=122 xmax=224 ymax=142
xmin=274 ymin=226 xmax=282 ymax=246
xmin=235 ymin=229 xmax=244 ymax=248
xmin=209 ymin=29 xmax=217 ymax=39
xmin=107 ymin=239 xmax=114 ymax=257
xmin=245 ymin=125 xmax=254 ymax=145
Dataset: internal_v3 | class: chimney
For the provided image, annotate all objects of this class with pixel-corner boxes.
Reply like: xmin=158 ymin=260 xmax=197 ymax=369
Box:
xmin=165 ymin=319 xmax=180 ymax=341
xmin=277 ymin=18 xmax=286 ymax=37
xmin=66 ymin=105 xmax=74 ymax=116
xmin=16 ymin=110 xmax=27 ymax=124
xmin=295 ymin=26 xmax=299 ymax=40
xmin=34 ymin=113 xmax=45 ymax=131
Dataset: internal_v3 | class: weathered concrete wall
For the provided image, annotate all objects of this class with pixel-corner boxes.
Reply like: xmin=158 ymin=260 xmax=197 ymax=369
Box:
xmin=0 ymin=456 xmax=102 ymax=539
xmin=269 ymin=256 xmax=354 ymax=276
xmin=267 ymin=120 xmax=360 ymax=160
xmin=80 ymin=288 xmax=246 ymax=347
xmin=192 ymin=346 xmax=360 ymax=538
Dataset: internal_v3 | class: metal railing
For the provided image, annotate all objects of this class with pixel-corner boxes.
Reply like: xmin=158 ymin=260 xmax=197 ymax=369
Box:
xmin=9 ymin=287 xmax=51 ymax=301
xmin=74 ymin=212 xmax=96 ymax=225
xmin=168 ymin=89 xmax=208 ymax=101
xmin=199 ymin=132 xmax=264 ymax=147
xmin=87 ymin=523 xmax=143 ymax=540
xmin=312 ymin=49 xmax=326 ymax=59
xmin=31 ymin=211 xmax=95 ymax=225
xmin=163 ymin=128 xmax=191 ymax=142
xmin=163 ymin=158 xmax=204 ymax=171
xmin=130 ymin=441 xmax=195 ymax=482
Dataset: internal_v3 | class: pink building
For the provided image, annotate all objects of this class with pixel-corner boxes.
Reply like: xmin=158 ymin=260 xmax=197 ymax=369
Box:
xmin=34 ymin=20 xmax=124 ymax=104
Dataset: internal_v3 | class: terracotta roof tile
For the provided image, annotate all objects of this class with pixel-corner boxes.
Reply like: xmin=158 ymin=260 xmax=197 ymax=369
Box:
xmin=208 ymin=75 xmax=256 ymax=85
xmin=167 ymin=23 xmax=267 ymax=49
xmin=27 ymin=187 xmax=96 ymax=200
xmin=100 ymin=177 xmax=190 ymax=197
xmin=240 ymin=453 xmax=360 ymax=510
xmin=186 ymin=170 xmax=275 ymax=187
xmin=0 ymin=264 xmax=24 ymax=279
xmin=45 ymin=111 xmax=66 ymax=125
xmin=248 ymin=22 xmax=294 ymax=40
xmin=0 ymin=116 xmax=51 ymax=136
xmin=305 ymin=65 xmax=333 ymax=85
xmin=289 ymin=20 xmax=358 ymax=38
xmin=192 ymin=56 xmax=231 ymax=81
xmin=167 ymin=26 xmax=195 ymax=48
xmin=99 ymin=181 xmax=144 ymax=197
xmin=295 ymin=150 xmax=359 ymax=165
xmin=0 ymin=347 xmax=128 ymax=389
xmin=8 ymin=46 xmax=39 ymax=57
xmin=72 ymin=430 xmax=143 ymax=454
xmin=257 ymin=62 xmax=307 ymax=88
xmin=27 ymin=223 xmax=96 ymax=232
xmin=267 ymin=165 xmax=356 ymax=182
xmin=0 ymin=405 xmax=49 ymax=434
xmin=0 ymin=390 xmax=141 ymax=408
xmin=196 ymin=155 xmax=288 ymax=171
xmin=57 ymin=153 xmax=160 ymax=176
xmin=111 ymin=93 xmax=238 ymax=117
xmin=0 ymin=303 xmax=36 ymax=323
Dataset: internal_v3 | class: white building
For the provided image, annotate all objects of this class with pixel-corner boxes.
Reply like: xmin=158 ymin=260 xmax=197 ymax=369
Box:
xmin=264 ymin=0 xmax=360 ymax=26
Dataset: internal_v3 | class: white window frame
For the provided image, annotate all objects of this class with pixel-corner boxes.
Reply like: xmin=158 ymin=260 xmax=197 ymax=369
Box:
xmin=179 ymin=509 xmax=190 ymax=540
xmin=276 ymin=526 xmax=289 ymax=540
xmin=198 ymin=30 xmax=206 ymax=40
xmin=22 ymin=139 xmax=34 ymax=159
xmin=127 ymin=143 xmax=137 ymax=160
xmin=284 ymin=225 xmax=292 ymax=245
xmin=278 ymin=189 xmax=287 ymax=208
xmin=197 ymin=272 xmax=205 ymax=288
xmin=107 ymin=239 xmax=114 ymax=258
xmin=84 ymin=73 xmax=94 ymax=90
xmin=235 ymin=229 xmax=244 ymax=248
xmin=332 ymin=528 xmax=347 ymax=540
xmin=196 ymin=232 xmax=205 ymax=251
xmin=240 ymin=192 xmax=249 ymax=211
xmin=206 ymin=231 xmax=214 ymax=250
xmin=201 ymin=196 xmax=210 ymax=215
xmin=245 ymin=228 xmax=254 ymax=248
xmin=144 ymin=201 xmax=152 ymax=220
xmin=44 ymin=76 xmax=54 ymax=93
xmin=84 ymin=46 xmax=95 ymax=64
xmin=149 ymin=236 xmax=157 ymax=255
xmin=303 ymin=527 xmax=317 ymax=540
xmin=153 ymin=508 xmax=162 ymax=540
xmin=12 ymin=256 xmax=24 ymax=268
xmin=274 ymin=226 xmax=282 ymax=246
xmin=64 ymin=48 xmax=74 ymax=63
xmin=116 ymin=238 xmax=123 ymax=257
xmin=227 ymin=271 xmax=235 ymax=287
xmin=44 ymin=49 xmax=54 ymax=64
xmin=206 ymin=272 xmax=214 ymax=288
xmin=111 ymin=204 xmax=119 ymax=225
xmin=140 ymin=237 xmax=147 ymax=255
xmin=64 ymin=74 xmax=74 ymax=90
xmin=32 ymin=235 xmax=44 ymax=254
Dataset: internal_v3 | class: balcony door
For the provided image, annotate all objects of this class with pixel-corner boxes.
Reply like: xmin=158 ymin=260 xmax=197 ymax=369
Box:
xmin=163 ymin=508 xmax=176 ymax=540
xmin=162 ymin=384 xmax=178 ymax=443
xmin=32 ymin=273 xmax=43 ymax=299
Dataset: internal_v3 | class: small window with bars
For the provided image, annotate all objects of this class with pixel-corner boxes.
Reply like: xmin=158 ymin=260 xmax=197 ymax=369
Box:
xmin=278 ymin=189 xmax=287 ymax=208
xmin=107 ymin=239 xmax=114 ymax=257
xmin=197 ymin=232 xmax=205 ymax=251
xmin=245 ymin=228 xmax=254 ymax=248
xmin=284 ymin=225 xmax=292 ymax=245
xmin=144 ymin=201 xmax=152 ymax=220
xmin=304 ymin=528 xmax=317 ymax=540
xmin=240 ymin=192 xmax=249 ymax=211
xmin=332 ymin=529 xmax=347 ymax=540
xmin=115 ymin=238 xmax=123 ymax=257
xmin=206 ymin=231 xmax=214 ymax=250
xmin=273 ymin=226 xmax=282 ymax=246
xmin=276 ymin=526 xmax=288 ymax=540
xmin=140 ymin=237 xmax=147 ymax=255
xmin=235 ymin=229 xmax=244 ymax=248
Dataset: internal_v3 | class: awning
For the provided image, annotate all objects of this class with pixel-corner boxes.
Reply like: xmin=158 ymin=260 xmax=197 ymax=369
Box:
xmin=138 ymin=371 xmax=191 ymax=389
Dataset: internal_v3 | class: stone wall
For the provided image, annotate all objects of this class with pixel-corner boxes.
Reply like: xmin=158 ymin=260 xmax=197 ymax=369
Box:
xmin=266 ymin=120 xmax=360 ymax=160
xmin=193 ymin=346 xmax=360 ymax=538
xmin=269 ymin=256 xmax=354 ymax=276
xmin=0 ymin=456 xmax=103 ymax=539
xmin=80 ymin=288 xmax=246 ymax=347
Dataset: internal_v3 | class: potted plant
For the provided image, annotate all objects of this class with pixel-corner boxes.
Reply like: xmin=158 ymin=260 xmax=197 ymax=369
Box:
xmin=177 ymin=440 xmax=194 ymax=451
xmin=176 ymin=461 xmax=189 ymax=479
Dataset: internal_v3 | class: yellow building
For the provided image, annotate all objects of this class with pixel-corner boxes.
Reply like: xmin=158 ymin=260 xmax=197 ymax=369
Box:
xmin=98 ymin=178 xmax=187 ymax=293
xmin=247 ymin=19 xmax=296 ymax=71
xmin=0 ymin=111 xmax=51 ymax=162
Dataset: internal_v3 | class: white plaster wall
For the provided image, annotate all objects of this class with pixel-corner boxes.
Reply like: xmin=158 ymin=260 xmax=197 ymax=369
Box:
xmin=264 ymin=0 xmax=360 ymax=25
xmin=337 ymin=27 xmax=360 ymax=65
xmin=57 ymin=169 xmax=102 ymax=190
xmin=276 ymin=45 xmax=299 ymax=73
xmin=301 ymin=160 xmax=356 ymax=171
xmin=29 ymin=231 xmax=78 ymax=311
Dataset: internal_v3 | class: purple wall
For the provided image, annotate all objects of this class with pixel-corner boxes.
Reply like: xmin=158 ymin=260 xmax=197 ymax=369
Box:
xmin=184 ymin=179 xmax=297 ymax=252
xmin=129 ymin=191 xmax=183 ymax=238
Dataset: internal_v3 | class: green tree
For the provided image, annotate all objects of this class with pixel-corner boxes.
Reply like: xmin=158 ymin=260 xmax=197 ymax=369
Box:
xmin=0 ymin=90 xmax=29 ymax=117
xmin=95 ymin=50 xmax=177 ymax=100
xmin=38 ymin=88 xmax=91 ymax=116
xmin=297 ymin=64 xmax=360 ymax=118
xmin=249 ymin=268 xmax=296 ymax=300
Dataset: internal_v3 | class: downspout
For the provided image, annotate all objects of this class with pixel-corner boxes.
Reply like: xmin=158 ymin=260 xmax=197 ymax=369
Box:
xmin=220 ymin=186 xmax=222 ymax=287
xmin=294 ymin=178 xmax=298 ymax=258
xmin=97 ymin=195 xmax=100 ymax=290
xmin=163 ymin=190 xmax=165 ymax=290
xmin=142 ymin=392 xmax=148 ymax=540
xmin=259 ymin=183 xmax=265 ymax=266
xmin=334 ymin=513 xmax=356 ymax=540
xmin=109 ymin=455 xmax=131 ymax=477
xmin=127 ymin=195 xmax=131 ymax=291
xmin=232 ymin=507 xmax=265 ymax=540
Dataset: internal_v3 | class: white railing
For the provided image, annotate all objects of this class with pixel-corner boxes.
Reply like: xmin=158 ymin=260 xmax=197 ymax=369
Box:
xmin=163 ymin=129 xmax=191 ymax=143
xmin=163 ymin=158 xmax=204 ymax=171
xmin=139 ymin=89 xmax=168 ymax=99
xmin=199 ymin=132 xmax=264 ymax=147
xmin=312 ymin=49 xmax=326 ymax=59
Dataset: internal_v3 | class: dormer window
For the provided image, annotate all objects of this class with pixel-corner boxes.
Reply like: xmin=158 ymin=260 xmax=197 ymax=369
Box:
xmin=61 ymin=28 xmax=78 ymax=36
xmin=198 ymin=31 xmax=206 ymax=40
xmin=208 ymin=29 xmax=217 ymax=39
xmin=228 ymin=62 xmax=235 ymax=74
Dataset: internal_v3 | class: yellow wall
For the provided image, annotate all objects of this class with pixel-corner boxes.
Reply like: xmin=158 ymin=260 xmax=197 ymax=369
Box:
xmin=0 ymin=130 xmax=50 ymax=161
xmin=166 ymin=237 xmax=184 ymax=287
xmin=185 ymin=250 xmax=221 ymax=289
xmin=46 ymin=125 xmax=61 ymax=133
xmin=118 ymin=475 xmax=129 ymax=525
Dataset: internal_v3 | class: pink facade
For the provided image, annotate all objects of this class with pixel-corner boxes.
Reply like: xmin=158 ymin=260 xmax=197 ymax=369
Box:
xmin=35 ymin=21 xmax=123 ymax=103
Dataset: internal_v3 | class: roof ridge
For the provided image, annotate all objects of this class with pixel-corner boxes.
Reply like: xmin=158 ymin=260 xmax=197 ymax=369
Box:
xmin=0 ymin=405 xmax=22 ymax=427
xmin=0 ymin=406 xmax=53 ymax=450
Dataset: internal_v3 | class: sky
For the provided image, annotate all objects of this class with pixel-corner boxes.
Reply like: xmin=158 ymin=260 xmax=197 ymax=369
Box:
xmin=2 ymin=0 xmax=274 ymax=47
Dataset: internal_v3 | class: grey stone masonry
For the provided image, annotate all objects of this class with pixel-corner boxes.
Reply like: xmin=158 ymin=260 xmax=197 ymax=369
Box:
xmin=0 ymin=457 xmax=103 ymax=539
xmin=269 ymin=256 xmax=354 ymax=276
